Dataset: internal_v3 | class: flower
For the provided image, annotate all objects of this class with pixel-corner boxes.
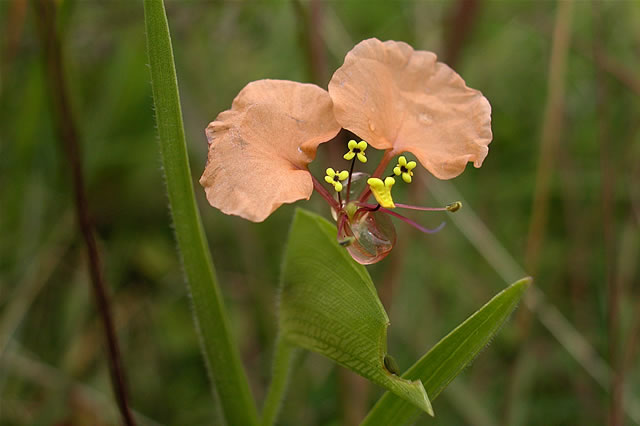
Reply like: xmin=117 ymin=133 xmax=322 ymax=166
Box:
xmin=393 ymin=156 xmax=417 ymax=184
xmin=343 ymin=140 xmax=368 ymax=163
xmin=325 ymin=168 xmax=349 ymax=192
xmin=200 ymin=39 xmax=492 ymax=263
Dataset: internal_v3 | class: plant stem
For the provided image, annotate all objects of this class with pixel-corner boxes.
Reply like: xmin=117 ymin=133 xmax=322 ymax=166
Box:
xmin=261 ymin=338 xmax=297 ymax=426
xmin=312 ymin=175 xmax=340 ymax=210
xmin=143 ymin=1 xmax=258 ymax=424
xmin=34 ymin=1 xmax=136 ymax=425
xmin=442 ymin=0 xmax=482 ymax=68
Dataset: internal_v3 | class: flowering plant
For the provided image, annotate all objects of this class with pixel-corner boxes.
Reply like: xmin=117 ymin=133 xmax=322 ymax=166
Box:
xmin=200 ymin=38 xmax=492 ymax=264
xmin=145 ymin=3 xmax=529 ymax=422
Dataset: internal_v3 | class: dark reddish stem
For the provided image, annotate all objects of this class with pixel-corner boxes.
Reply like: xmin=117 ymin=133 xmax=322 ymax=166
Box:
xmin=336 ymin=212 xmax=350 ymax=242
xmin=34 ymin=1 xmax=135 ymax=425
xmin=312 ymin=175 xmax=340 ymax=211
xmin=352 ymin=204 xmax=380 ymax=223
xmin=337 ymin=213 xmax=347 ymax=234
xmin=357 ymin=203 xmax=381 ymax=212
xmin=443 ymin=0 xmax=481 ymax=68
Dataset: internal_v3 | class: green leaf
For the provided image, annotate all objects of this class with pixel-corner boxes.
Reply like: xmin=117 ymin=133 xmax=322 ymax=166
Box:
xmin=361 ymin=277 xmax=531 ymax=426
xmin=143 ymin=1 xmax=258 ymax=424
xmin=279 ymin=209 xmax=433 ymax=416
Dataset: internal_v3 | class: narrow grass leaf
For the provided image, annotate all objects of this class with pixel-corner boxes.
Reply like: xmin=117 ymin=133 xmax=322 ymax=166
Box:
xmin=279 ymin=209 xmax=433 ymax=415
xmin=361 ymin=277 xmax=531 ymax=426
xmin=143 ymin=1 xmax=258 ymax=424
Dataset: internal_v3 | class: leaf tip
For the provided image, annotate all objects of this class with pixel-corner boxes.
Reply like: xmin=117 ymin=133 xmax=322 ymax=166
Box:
xmin=513 ymin=276 xmax=533 ymax=291
xmin=416 ymin=380 xmax=434 ymax=416
xmin=405 ymin=378 xmax=434 ymax=417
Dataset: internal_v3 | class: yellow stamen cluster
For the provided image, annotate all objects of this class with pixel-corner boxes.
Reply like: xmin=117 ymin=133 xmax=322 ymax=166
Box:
xmin=367 ymin=177 xmax=396 ymax=208
xmin=393 ymin=156 xmax=417 ymax=183
xmin=325 ymin=168 xmax=349 ymax=192
xmin=344 ymin=140 xmax=368 ymax=163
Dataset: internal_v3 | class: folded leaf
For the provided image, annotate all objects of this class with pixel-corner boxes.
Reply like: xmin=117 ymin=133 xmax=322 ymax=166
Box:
xmin=279 ymin=209 xmax=433 ymax=415
xmin=361 ymin=277 xmax=531 ymax=426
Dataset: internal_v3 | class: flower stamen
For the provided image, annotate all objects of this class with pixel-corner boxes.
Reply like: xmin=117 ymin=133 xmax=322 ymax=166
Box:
xmin=325 ymin=168 xmax=349 ymax=192
xmin=366 ymin=177 xmax=396 ymax=208
xmin=393 ymin=156 xmax=417 ymax=183
xmin=344 ymin=140 xmax=368 ymax=163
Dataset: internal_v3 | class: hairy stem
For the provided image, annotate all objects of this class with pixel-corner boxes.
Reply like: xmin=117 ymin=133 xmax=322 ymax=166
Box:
xmin=312 ymin=174 xmax=340 ymax=211
xmin=143 ymin=1 xmax=258 ymax=424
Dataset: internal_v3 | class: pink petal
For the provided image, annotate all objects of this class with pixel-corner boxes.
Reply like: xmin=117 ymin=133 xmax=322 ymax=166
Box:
xmin=199 ymin=80 xmax=341 ymax=222
xmin=329 ymin=38 xmax=492 ymax=180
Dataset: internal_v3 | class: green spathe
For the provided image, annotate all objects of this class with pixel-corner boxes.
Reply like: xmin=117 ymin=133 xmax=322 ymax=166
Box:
xmin=279 ymin=209 xmax=433 ymax=415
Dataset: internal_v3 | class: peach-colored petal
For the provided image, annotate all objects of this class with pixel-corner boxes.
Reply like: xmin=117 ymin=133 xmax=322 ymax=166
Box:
xmin=199 ymin=79 xmax=341 ymax=222
xmin=328 ymin=38 xmax=492 ymax=180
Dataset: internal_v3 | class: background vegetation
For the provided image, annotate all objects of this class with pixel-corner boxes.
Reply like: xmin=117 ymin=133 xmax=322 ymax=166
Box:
xmin=1 ymin=1 xmax=638 ymax=425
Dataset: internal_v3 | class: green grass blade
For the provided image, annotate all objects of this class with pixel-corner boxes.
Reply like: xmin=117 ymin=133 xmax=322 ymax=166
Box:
xmin=261 ymin=337 xmax=298 ymax=426
xmin=142 ymin=1 xmax=258 ymax=424
xmin=279 ymin=209 xmax=433 ymax=416
xmin=361 ymin=277 xmax=531 ymax=426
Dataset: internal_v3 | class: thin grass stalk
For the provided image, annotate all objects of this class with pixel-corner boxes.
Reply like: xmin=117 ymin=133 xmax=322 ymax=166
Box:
xmin=0 ymin=216 xmax=72 ymax=354
xmin=510 ymin=2 xmax=574 ymax=422
xmin=590 ymin=2 xmax=623 ymax=424
xmin=3 ymin=343 xmax=162 ymax=426
xmin=143 ymin=1 xmax=258 ymax=424
xmin=261 ymin=338 xmax=297 ymax=426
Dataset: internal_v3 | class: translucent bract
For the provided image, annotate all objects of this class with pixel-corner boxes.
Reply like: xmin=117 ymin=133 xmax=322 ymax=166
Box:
xmin=338 ymin=210 xmax=396 ymax=265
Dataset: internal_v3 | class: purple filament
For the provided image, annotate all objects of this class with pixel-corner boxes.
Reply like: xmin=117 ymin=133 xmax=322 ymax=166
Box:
xmin=356 ymin=203 xmax=446 ymax=234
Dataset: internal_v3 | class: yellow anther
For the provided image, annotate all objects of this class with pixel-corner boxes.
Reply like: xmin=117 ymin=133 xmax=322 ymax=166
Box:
xmin=393 ymin=156 xmax=417 ymax=183
xmin=446 ymin=201 xmax=462 ymax=212
xmin=325 ymin=168 xmax=349 ymax=192
xmin=344 ymin=140 xmax=368 ymax=163
xmin=367 ymin=177 xmax=396 ymax=208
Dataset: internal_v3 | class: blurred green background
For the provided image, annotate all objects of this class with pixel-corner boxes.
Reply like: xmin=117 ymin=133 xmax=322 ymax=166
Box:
xmin=1 ymin=0 xmax=639 ymax=425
